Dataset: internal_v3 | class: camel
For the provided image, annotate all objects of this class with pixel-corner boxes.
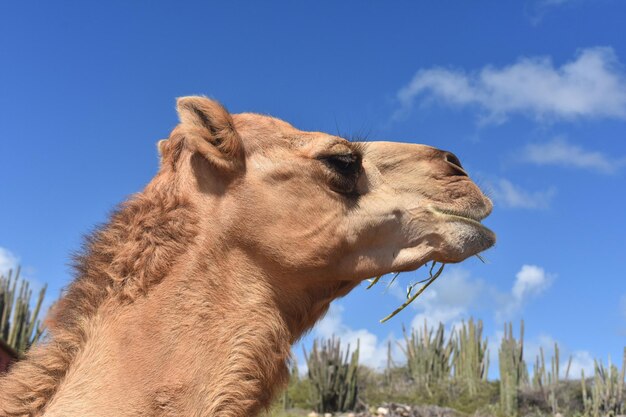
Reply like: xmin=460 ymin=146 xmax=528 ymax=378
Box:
xmin=0 ymin=97 xmax=495 ymax=417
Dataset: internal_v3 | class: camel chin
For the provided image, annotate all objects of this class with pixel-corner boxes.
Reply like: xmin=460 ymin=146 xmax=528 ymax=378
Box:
xmin=420 ymin=206 xmax=495 ymax=265
xmin=439 ymin=220 xmax=495 ymax=264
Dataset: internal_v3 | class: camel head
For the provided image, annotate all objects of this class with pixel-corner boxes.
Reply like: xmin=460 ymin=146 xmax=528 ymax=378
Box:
xmin=158 ymin=96 xmax=495 ymax=287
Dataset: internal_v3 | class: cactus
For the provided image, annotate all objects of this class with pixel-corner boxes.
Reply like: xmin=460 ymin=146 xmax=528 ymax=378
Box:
xmin=452 ymin=318 xmax=489 ymax=395
xmin=282 ymin=360 xmax=300 ymax=410
xmin=384 ymin=339 xmax=394 ymax=387
xmin=304 ymin=336 xmax=359 ymax=413
xmin=401 ymin=320 xmax=454 ymax=396
xmin=531 ymin=343 xmax=572 ymax=414
xmin=0 ymin=267 xmax=47 ymax=355
xmin=581 ymin=348 xmax=625 ymax=417
xmin=498 ymin=321 xmax=528 ymax=417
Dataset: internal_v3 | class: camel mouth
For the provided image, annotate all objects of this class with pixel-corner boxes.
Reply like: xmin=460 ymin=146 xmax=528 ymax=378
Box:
xmin=429 ymin=206 xmax=494 ymax=237
xmin=429 ymin=205 xmax=497 ymax=255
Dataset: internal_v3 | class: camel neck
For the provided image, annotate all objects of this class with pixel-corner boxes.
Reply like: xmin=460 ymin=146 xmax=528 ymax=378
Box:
xmin=124 ymin=251 xmax=299 ymax=416
xmin=1 ymin=185 xmax=356 ymax=417
xmin=133 ymin=247 xmax=357 ymax=416
xmin=40 ymin=248 xmax=296 ymax=416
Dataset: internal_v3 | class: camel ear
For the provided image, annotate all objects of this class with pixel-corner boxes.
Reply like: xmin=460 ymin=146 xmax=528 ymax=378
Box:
xmin=156 ymin=139 xmax=170 ymax=168
xmin=157 ymin=139 xmax=168 ymax=157
xmin=176 ymin=96 xmax=244 ymax=171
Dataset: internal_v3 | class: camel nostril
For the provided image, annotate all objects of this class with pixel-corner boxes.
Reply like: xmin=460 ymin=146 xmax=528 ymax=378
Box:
xmin=444 ymin=152 xmax=468 ymax=176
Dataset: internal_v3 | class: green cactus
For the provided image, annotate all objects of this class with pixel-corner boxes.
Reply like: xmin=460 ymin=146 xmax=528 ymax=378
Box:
xmin=0 ymin=267 xmax=47 ymax=355
xmin=452 ymin=318 xmax=489 ymax=395
xmin=581 ymin=348 xmax=625 ymax=417
xmin=531 ymin=342 xmax=571 ymax=414
xmin=282 ymin=360 xmax=300 ymax=410
xmin=498 ymin=321 xmax=528 ymax=417
xmin=401 ymin=320 xmax=454 ymax=396
xmin=384 ymin=339 xmax=393 ymax=387
xmin=304 ymin=336 xmax=359 ymax=413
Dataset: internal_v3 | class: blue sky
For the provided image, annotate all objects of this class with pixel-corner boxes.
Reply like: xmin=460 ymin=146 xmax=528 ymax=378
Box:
xmin=1 ymin=1 xmax=625 ymax=378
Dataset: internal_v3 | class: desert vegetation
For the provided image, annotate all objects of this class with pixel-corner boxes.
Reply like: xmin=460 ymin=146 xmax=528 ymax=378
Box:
xmin=0 ymin=268 xmax=46 ymax=356
xmin=1 ymin=268 xmax=623 ymax=417
xmin=273 ymin=320 xmax=625 ymax=417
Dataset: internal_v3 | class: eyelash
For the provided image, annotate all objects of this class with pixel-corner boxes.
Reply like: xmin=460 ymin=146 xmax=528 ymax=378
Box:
xmin=317 ymin=153 xmax=363 ymax=196
xmin=319 ymin=153 xmax=362 ymax=176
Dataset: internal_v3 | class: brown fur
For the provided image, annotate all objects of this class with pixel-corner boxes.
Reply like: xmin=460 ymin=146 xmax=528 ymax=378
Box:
xmin=0 ymin=185 xmax=197 ymax=416
xmin=0 ymin=97 xmax=495 ymax=417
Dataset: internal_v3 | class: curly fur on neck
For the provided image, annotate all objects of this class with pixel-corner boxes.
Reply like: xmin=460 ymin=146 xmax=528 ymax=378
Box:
xmin=0 ymin=186 xmax=197 ymax=416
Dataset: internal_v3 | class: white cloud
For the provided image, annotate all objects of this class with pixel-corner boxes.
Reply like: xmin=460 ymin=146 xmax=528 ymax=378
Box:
xmin=522 ymin=138 xmax=625 ymax=174
xmin=484 ymin=178 xmax=556 ymax=209
xmin=487 ymin=328 xmax=594 ymax=381
xmin=523 ymin=333 xmax=558 ymax=366
xmin=307 ymin=266 xmax=560 ymax=379
xmin=0 ymin=247 xmax=19 ymax=277
xmin=487 ymin=328 xmax=555 ymax=379
xmin=348 ymin=265 xmax=554 ymax=376
xmin=496 ymin=264 xmax=554 ymax=321
xmin=512 ymin=265 xmax=551 ymax=302
xmin=376 ymin=267 xmax=486 ymax=330
xmin=520 ymin=334 xmax=594 ymax=379
xmin=386 ymin=265 xmax=552 ymax=326
xmin=397 ymin=47 xmax=626 ymax=124
xmin=314 ymin=304 xmax=393 ymax=369
xmin=412 ymin=268 xmax=483 ymax=309
xmin=410 ymin=309 xmax=465 ymax=332
xmin=526 ymin=0 xmax=580 ymax=25
xmin=567 ymin=350 xmax=595 ymax=378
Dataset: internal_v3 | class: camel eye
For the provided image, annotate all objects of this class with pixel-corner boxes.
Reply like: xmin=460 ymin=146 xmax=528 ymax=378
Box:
xmin=318 ymin=153 xmax=362 ymax=195
xmin=319 ymin=153 xmax=362 ymax=177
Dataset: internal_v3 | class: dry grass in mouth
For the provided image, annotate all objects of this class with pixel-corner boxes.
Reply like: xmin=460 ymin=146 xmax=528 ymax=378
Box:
xmin=367 ymin=262 xmax=446 ymax=323
xmin=367 ymin=255 xmax=485 ymax=323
